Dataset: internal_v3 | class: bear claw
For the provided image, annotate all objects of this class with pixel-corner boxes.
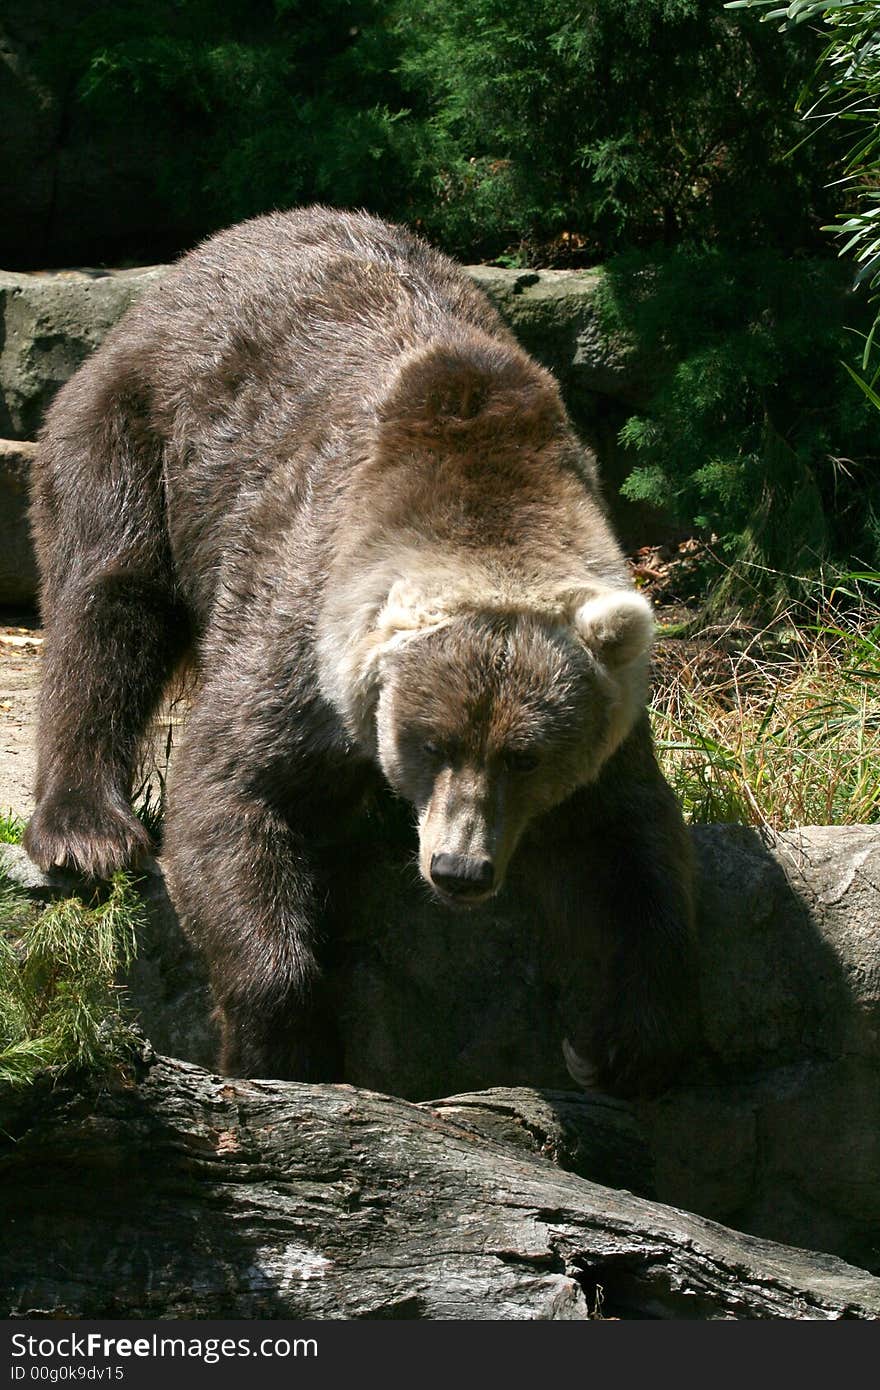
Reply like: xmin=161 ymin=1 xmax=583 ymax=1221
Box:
xmin=562 ymin=1037 xmax=599 ymax=1090
xmin=24 ymin=794 xmax=151 ymax=880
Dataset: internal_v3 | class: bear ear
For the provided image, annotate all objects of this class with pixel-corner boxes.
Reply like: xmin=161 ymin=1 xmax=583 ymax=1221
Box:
xmin=376 ymin=339 xmax=565 ymax=447
xmin=572 ymin=589 xmax=654 ymax=669
xmin=355 ymin=581 xmax=453 ymax=697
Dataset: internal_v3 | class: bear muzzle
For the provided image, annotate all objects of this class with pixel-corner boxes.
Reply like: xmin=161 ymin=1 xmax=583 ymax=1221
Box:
xmin=429 ymin=851 xmax=496 ymax=904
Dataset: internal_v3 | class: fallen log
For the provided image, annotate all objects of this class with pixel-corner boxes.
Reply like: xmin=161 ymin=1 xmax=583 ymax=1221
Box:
xmin=1 ymin=1056 xmax=878 ymax=1320
xmin=3 ymin=822 xmax=880 ymax=1275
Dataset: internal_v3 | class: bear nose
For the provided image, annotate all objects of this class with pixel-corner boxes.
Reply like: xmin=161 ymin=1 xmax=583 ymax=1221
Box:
xmin=430 ymin=852 xmax=495 ymax=897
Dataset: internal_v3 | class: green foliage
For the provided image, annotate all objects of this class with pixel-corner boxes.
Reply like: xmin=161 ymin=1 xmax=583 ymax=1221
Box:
xmin=34 ymin=0 xmax=841 ymax=265
xmin=35 ymin=1 xmax=412 ymax=256
xmin=0 ymin=872 xmax=143 ymax=1087
xmin=27 ymin=2 xmax=878 ymax=598
xmin=0 ymin=812 xmax=24 ymax=846
xmin=394 ymin=0 xmax=838 ymax=262
xmin=600 ymin=248 xmax=880 ymax=605
xmin=728 ymin=4 xmax=880 ymax=373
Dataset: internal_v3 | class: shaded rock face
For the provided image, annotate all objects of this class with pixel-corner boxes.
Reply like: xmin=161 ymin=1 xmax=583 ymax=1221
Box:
xmin=4 ymin=821 xmax=879 ymax=1274
xmin=0 ymin=267 xmax=165 ymax=605
xmin=651 ymin=825 xmax=880 ymax=1273
xmin=0 ymin=267 xmax=167 ymax=441
xmin=465 ymin=265 xmax=642 ymax=400
xmin=0 ymin=440 xmax=38 ymax=604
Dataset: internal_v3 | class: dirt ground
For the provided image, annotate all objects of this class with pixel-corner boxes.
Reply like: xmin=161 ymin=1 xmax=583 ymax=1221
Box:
xmin=0 ymin=615 xmax=41 ymax=819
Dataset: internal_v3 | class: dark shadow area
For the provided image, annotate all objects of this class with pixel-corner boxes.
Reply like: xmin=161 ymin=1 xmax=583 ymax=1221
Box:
xmin=643 ymin=824 xmax=880 ymax=1276
xmin=2 ymin=817 xmax=879 ymax=1317
xmin=0 ymin=1064 xmax=319 ymax=1318
xmin=137 ymin=814 xmax=880 ymax=1275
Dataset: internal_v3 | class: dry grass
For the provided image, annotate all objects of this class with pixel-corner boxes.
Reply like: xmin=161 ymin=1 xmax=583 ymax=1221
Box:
xmin=651 ymin=577 xmax=880 ymax=829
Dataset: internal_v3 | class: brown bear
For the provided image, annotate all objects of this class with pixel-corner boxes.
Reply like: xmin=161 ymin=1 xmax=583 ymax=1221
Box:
xmin=24 ymin=206 xmax=696 ymax=1095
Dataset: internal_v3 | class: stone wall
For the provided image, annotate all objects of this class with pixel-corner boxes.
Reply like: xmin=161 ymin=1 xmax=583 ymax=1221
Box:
xmin=0 ymin=262 xmax=661 ymax=606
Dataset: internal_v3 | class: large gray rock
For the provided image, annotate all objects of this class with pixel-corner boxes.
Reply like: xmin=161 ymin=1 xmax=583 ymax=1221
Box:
xmin=0 ymin=263 xmax=637 ymax=446
xmin=466 ymin=265 xmax=643 ymax=399
xmin=0 ymin=439 xmax=37 ymax=603
xmin=3 ymin=822 xmax=879 ymax=1273
xmin=649 ymin=824 xmax=880 ymax=1272
xmin=0 ymin=262 xmax=657 ymax=606
xmin=0 ymin=266 xmax=167 ymax=440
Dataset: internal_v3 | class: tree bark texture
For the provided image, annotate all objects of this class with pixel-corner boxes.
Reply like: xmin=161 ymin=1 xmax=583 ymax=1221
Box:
xmin=2 ymin=1057 xmax=879 ymax=1320
xmin=3 ymin=823 xmax=879 ymax=1277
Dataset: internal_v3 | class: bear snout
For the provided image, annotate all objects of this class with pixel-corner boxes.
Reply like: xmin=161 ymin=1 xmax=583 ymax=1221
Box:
xmin=429 ymin=851 xmax=495 ymax=902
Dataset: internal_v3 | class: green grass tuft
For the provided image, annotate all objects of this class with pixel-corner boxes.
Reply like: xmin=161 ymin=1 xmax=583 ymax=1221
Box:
xmin=0 ymin=869 xmax=144 ymax=1088
xmin=0 ymin=811 xmax=24 ymax=846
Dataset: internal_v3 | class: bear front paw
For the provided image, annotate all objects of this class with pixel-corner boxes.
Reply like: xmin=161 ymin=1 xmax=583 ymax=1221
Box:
xmin=23 ymin=791 xmax=152 ymax=879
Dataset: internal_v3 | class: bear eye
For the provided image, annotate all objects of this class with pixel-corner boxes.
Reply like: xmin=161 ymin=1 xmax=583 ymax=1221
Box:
xmin=503 ymin=749 xmax=540 ymax=774
xmin=422 ymin=739 xmax=444 ymax=762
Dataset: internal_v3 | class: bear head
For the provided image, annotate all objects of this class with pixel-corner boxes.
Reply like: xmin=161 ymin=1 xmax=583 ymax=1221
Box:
xmin=317 ymin=335 xmax=655 ymax=906
xmin=366 ymin=584 xmax=654 ymax=905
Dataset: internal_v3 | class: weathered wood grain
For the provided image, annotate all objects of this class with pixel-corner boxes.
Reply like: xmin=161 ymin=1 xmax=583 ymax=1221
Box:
xmin=2 ymin=1057 xmax=878 ymax=1320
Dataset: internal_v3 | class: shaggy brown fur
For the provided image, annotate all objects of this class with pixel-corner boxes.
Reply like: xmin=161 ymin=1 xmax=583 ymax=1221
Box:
xmin=24 ymin=207 xmax=696 ymax=1095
